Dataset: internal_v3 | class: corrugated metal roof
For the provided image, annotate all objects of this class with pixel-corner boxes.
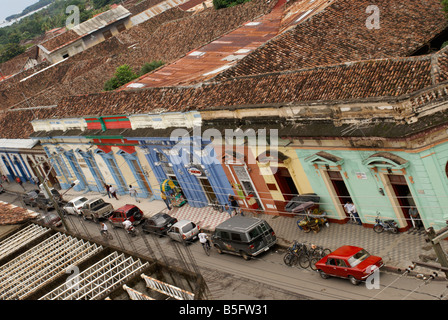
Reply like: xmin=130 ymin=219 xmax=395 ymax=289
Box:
xmin=122 ymin=0 xmax=333 ymax=89
xmin=72 ymin=5 xmax=131 ymax=36
xmin=0 ymin=139 xmax=38 ymax=149
xmin=122 ymin=0 xmax=288 ymax=89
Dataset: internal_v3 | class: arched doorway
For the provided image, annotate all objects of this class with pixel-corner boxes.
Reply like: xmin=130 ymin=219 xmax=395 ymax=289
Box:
xmin=117 ymin=150 xmax=152 ymax=198
xmin=363 ymin=152 xmax=415 ymax=230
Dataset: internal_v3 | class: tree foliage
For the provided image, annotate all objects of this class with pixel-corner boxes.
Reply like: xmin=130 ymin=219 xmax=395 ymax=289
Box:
xmin=0 ymin=0 xmax=120 ymax=63
xmin=104 ymin=61 xmax=165 ymax=91
xmin=139 ymin=60 xmax=164 ymax=76
xmin=0 ymin=43 xmax=26 ymax=63
xmin=104 ymin=64 xmax=137 ymax=91
xmin=212 ymin=0 xmax=252 ymax=10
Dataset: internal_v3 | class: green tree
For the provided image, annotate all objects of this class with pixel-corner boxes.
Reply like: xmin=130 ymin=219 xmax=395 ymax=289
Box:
xmin=104 ymin=64 xmax=138 ymax=91
xmin=0 ymin=43 xmax=26 ymax=63
xmin=139 ymin=60 xmax=164 ymax=76
xmin=442 ymin=0 xmax=448 ymax=12
xmin=213 ymin=0 xmax=251 ymax=9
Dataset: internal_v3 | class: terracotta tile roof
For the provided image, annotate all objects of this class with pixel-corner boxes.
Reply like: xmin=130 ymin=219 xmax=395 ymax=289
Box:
xmin=214 ymin=0 xmax=448 ymax=81
xmin=1 ymin=52 xmax=438 ymax=139
xmin=123 ymin=0 xmax=281 ymax=88
xmin=0 ymin=46 xmax=40 ymax=77
xmin=38 ymin=30 xmax=81 ymax=53
xmin=0 ymin=202 xmax=37 ymax=225
xmin=0 ymin=0 xmax=274 ymax=111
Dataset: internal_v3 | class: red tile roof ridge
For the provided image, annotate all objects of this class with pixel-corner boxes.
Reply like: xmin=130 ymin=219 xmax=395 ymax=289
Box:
xmin=205 ymin=53 xmax=435 ymax=84
xmin=214 ymin=0 xmax=448 ymax=81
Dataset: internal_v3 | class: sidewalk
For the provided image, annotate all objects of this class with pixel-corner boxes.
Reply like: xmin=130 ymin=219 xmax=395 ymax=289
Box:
xmin=3 ymin=181 xmax=447 ymax=278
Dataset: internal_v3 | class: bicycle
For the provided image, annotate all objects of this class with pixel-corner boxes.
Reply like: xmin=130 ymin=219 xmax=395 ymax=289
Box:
xmin=202 ymin=240 xmax=211 ymax=256
xmin=101 ymin=229 xmax=113 ymax=240
xmin=347 ymin=212 xmax=357 ymax=224
xmin=308 ymin=244 xmax=331 ymax=271
xmin=211 ymin=199 xmax=224 ymax=212
xmin=283 ymin=241 xmax=312 ymax=269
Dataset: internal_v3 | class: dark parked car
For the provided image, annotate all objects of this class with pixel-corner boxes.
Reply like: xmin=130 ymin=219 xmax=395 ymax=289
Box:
xmin=315 ymin=245 xmax=384 ymax=285
xmin=36 ymin=193 xmax=55 ymax=210
xmin=211 ymin=216 xmax=277 ymax=260
xmin=109 ymin=204 xmax=144 ymax=228
xmin=21 ymin=190 xmax=40 ymax=207
xmin=142 ymin=212 xmax=177 ymax=236
xmin=37 ymin=211 xmax=62 ymax=227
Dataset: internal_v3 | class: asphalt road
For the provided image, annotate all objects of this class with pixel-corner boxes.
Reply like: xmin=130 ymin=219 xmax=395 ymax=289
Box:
xmin=1 ymin=190 xmax=448 ymax=301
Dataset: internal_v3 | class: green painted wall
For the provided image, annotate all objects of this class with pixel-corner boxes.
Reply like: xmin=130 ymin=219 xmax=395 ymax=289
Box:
xmin=294 ymin=145 xmax=448 ymax=231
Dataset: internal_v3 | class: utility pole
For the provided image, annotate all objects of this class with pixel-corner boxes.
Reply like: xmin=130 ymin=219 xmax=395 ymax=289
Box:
xmin=31 ymin=157 xmax=72 ymax=232
xmin=425 ymin=223 xmax=448 ymax=278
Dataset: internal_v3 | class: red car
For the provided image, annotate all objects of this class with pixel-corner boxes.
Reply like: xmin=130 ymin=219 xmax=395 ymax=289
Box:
xmin=108 ymin=204 xmax=144 ymax=228
xmin=315 ymin=245 xmax=384 ymax=285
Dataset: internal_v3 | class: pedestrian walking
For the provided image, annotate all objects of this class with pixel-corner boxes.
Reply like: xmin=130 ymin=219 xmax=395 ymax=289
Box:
xmin=16 ymin=176 xmax=26 ymax=191
xmin=161 ymin=191 xmax=171 ymax=210
xmin=409 ymin=206 xmax=423 ymax=229
xmin=224 ymin=204 xmax=232 ymax=218
xmin=104 ymin=183 xmax=111 ymax=198
xmin=109 ymin=185 xmax=118 ymax=200
xmin=2 ymin=175 xmax=9 ymax=184
xmin=344 ymin=201 xmax=362 ymax=225
xmin=228 ymin=194 xmax=239 ymax=216
xmin=32 ymin=176 xmax=39 ymax=185
xmin=129 ymin=185 xmax=140 ymax=203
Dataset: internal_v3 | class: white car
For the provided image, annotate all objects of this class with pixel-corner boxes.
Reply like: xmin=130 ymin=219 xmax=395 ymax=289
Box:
xmin=63 ymin=196 xmax=89 ymax=215
xmin=167 ymin=220 xmax=200 ymax=244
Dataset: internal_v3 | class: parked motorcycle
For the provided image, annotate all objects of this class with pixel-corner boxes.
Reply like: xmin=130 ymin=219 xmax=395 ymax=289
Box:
xmin=373 ymin=211 xmax=398 ymax=234
xmin=294 ymin=202 xmax=329 ymax=233
xmin=126 ymin=224 xmax=138 ymax=237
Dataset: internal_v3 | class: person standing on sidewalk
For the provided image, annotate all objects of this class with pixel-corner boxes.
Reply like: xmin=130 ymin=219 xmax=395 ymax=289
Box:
xmin=228 ymin=194 xmax=239 ymax=216
xmin=161 ymin=191 xmax=172 ymax=210
xmin=224 ymin=204 xmax=233 ymax=218
xmin=16 ymin=177 xmax=26 ymax=191
xmin=344 ymin=201 xmax=362 ymax=225
xmin=409 ymin=206 xmax=423 ymax=230
xmin=129 ymin=185 xmax=140 ymax=203
xmin=109 ymin=185 xmax=118 ymax=200
xmin=104 ymin=183 xmax=111 ymax=198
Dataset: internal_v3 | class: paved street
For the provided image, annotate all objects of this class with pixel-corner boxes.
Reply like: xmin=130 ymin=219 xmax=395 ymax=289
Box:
xmin=1 ymin=181 xmax=448 ymax=300
xmin=2 ymin=180 xmax=448 ymax=278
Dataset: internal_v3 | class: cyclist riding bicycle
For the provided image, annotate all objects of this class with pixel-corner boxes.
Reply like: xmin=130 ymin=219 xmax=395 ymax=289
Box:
xmin=122 ymin=219 xmax=133 ymax=234
xmin=198 ymin=232 xmax=210 ymax=250
xmin=100 ymin=222 xmax=108 ymax=236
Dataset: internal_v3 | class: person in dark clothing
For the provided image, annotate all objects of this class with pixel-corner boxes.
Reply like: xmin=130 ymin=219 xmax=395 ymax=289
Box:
xmin=228 ymin=194 xmax=240 ymax=216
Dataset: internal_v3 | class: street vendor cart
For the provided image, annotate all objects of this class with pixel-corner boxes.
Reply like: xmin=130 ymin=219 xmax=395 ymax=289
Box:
xmin=161 ymin=179 xmax=186 ymax=207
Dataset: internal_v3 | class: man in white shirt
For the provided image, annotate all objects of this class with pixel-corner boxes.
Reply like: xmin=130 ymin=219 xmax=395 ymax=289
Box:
xmin=198 ymin=232 xmax=210 ymax=249
xmin=122 ymin=219 xmax=133 ymax=233
xmin=100 ymin=222 xmax=108 ymax=236
xmin=344 ymin=201 xmax=362 ymax=225
xmin=129 ymin=185 xmax=140 ymax=203
xmin=109 ymin=185 xmax=118 ymax=200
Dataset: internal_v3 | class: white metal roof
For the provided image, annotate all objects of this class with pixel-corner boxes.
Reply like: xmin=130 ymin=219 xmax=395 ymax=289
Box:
xmin=72 ymin=5 xmax=131 ymax=36
xmin=0 ymin=139 xmax=38 ymax=149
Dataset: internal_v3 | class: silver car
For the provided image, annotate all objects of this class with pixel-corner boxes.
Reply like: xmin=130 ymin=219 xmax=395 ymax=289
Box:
xmin=63 ymin=196 xmax=89 ymax=215
xmin=167 ymin=220 xmax=200 ymax=244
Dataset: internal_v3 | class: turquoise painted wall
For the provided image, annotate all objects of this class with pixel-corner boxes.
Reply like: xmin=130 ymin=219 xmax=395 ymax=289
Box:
xmin=295 ymin=145 xmax=448 ymax=231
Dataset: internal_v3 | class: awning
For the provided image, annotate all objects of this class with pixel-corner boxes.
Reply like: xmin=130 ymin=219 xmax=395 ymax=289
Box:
xmin=161 ymin=179 xmax=178 ymax=192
